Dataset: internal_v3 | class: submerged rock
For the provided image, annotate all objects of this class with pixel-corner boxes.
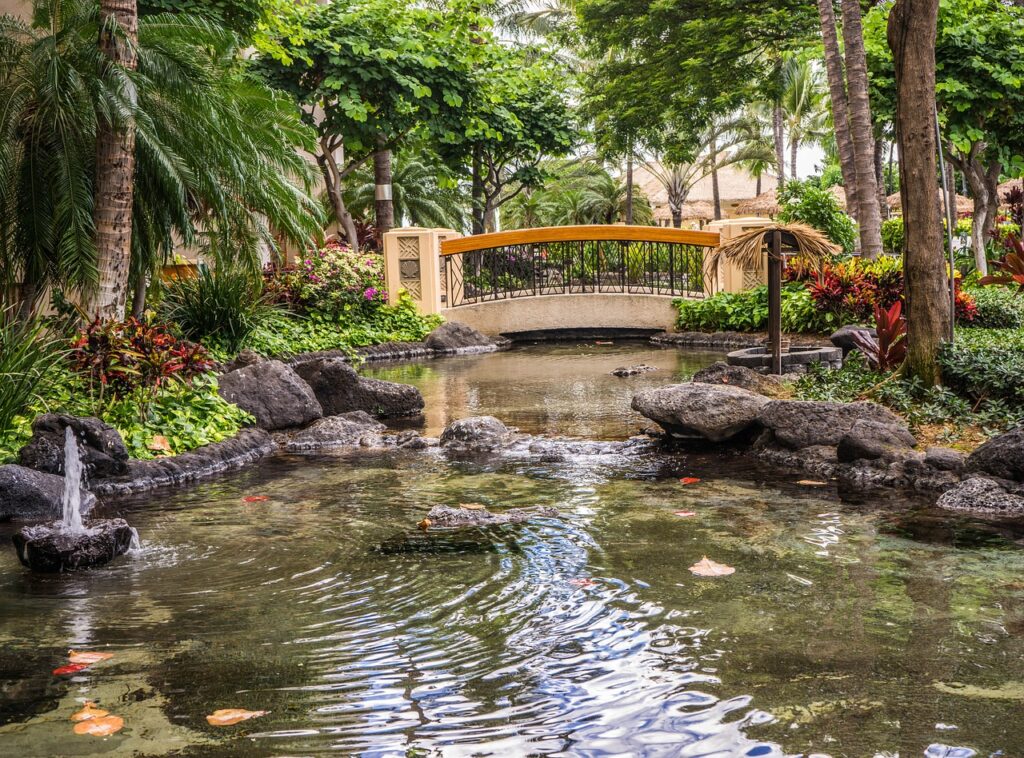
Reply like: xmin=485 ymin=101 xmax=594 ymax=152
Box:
xmin=631 ymin=383 xmax=769 ymax=443
xmin=424 ymin=321 xmax=509 ymax=354
xmin=218 ymin=360 xmax=322 ymax=430
xmin=690 ymin=361 xmax=788 ymax=398
xmin=0 ymin=464 xmax=95 ymax=522
xmin=12 ymin=519 xmax=134 ymax=572
xmin=937 ymin=477 xmax=1024 ymax=515
xmin=421 ymin=504 xmax=558 ymax=529
xmin=757 ymin=400 xmax=903 ymax=449
xmin=19 ymin=414 xmax=128 ymax=478
xmin=836 ymin=419 xmax=917 ymax=463
xmin=440 ymin=416 xmax=516 ymax=452
xmin=293 ymin=357 xmax=424 ymax=418
xmin=611 ymin=364 xmax=658 ymax=377
xmin=285 ymin=412 xmax=387 ymax=451
xmin=965 ymin=426 xmax=1024 ymax=483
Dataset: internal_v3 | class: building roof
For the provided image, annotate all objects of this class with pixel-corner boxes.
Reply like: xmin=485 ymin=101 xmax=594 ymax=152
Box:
xmin=634 ymin=164 xmax=775 ymax=207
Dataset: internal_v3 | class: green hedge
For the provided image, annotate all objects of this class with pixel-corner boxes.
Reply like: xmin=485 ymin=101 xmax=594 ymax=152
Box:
xmin=675 ymin=284 xmax=840 ymax=334
xmin=963 ymin=287 xmax=1024 ymax=329
xmin=939 ymin=328 xmax=1024 ymax=405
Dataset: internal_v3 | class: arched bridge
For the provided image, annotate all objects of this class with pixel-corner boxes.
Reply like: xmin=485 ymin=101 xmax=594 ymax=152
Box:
xmin=436 ymin=226 xmax=721 ymax=336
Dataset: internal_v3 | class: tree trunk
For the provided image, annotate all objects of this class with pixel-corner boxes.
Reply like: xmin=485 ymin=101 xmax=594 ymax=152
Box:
xmin=87 ymin=0 xmax=139 ymax=320
xmin=888 ymin=0 xmax=947 ymax=386
xmin=471 ymin=146 xmax=484 ymax=235
xmin=670 ymin=206 xmax=682 ymax=228
xmin=316 ymin=138 xmax=359 ymax=250
xmin=756 ymin=173 xmax=762 ymax=196
xmin=130 ymin=275 xmax=147 ymax=319
xmin=874 ymin=136 xmax=888 ymax=219
xmin=817 ymin=0 xmax=859 ymax=219
xmin=710 ymin=133 xmax=721 ymax=220
xmin=625 ymin=153 xmax=634 ymax=224
xmin=949 ymin=147 xmax=997 ymax=277
xmin=773 ymin=105 xmax=786 ymax=192
xmin=373 ymin=136 xmax=394 ymax=239
xmin=790 ymin=137 xmax=799 ymax=180
xmin=843 ymin=0 xmax=883 ymax=259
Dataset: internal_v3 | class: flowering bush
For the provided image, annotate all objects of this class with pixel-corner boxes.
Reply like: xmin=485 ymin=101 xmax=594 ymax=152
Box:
xmin=264 ymin=241 xmax=387 ymax=317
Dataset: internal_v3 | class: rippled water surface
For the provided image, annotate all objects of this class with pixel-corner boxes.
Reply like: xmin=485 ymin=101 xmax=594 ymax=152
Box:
xmin=1 ymin=343 xmax=1023 ymax=757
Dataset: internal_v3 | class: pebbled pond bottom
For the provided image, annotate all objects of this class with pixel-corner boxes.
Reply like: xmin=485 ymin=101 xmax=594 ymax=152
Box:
xmin=0 ymin=343 xmax=1022 ymax=757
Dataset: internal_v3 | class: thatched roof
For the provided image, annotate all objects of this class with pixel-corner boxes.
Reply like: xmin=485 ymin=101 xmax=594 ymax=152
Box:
xmin=706 ymin=223 xmax=840 ymax=274
xmin=735 ymin=185 xmax=848 ymax=217
xmin=886 ymin=191 xmax=973 ymax=215
xmin=999 ymin=180 xmax=1023 ymax=203
xmin=680 ymin=200 xmax=714 ymax=220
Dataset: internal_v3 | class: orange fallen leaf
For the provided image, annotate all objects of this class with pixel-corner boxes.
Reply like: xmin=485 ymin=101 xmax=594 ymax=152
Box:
xmin=595 ymin=341 xmax=613 ymax=345
xmin=459 ymin=503 xmax=484 ymax=510
xmin=73 ymin=715 xmax=124 ymax=736
xmin=53 ymin=663 xmax=89 ymax=676
xmin=71 ymin=702 xmax=109 ymax=722
xmin=569 ymin=578 xmax=596 ymax=587
xmin=69 ymin=651 xmax=113 ymax=665
xmin=673 ymin=511 xmax=697 ymax=518
xmin=689 ymin=556 xmax=735 ymax=577
xmin=243 ymin=495 xmax=269 ymax=503
xmin=147 ymin=435 xmax=173 ymax=454
xmin=417 ymin=517 xmax=431 ymax=531
xmin=206 ymin=708 xmax=269 ymax=726
xmin=679 ymin=477 xmax=701 ymax=485
xmin=797 ymin=480 xmax=828 ymax=486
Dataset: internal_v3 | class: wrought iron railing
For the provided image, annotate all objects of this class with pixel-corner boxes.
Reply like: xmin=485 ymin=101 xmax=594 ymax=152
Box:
xmin=439 ymin=226 xmax=719 ymax=307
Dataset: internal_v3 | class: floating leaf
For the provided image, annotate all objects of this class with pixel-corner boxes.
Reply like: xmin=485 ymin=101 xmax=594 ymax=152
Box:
xmin=673 ymin=511 xmax=697 ymax=518
xmin=459 ymin=503 xmax=484 ymax=510
xmin=243 ymin=496 xmax=269 ymax=503
xmin=797 ymin=480 xmax=828 ymax=486
xmin=53 ymin=663 xmax=90 ymax=676
xmin=417 ymin=518 xmax=431 ymax=531
xmin=206 ymin=708 xmax=269 ymax=726
xmin=69 ymin=651 xmax=113 ymax=665
xmin=679 ymin=477 xmax=701 ymax=485
xmin=73 ymin=715 xmax=124 ymax=736
xmin=595 ymin=341 xmax=613 ymax=345
xmin=569 ymin=578 xmax=596 ymax=587
xmin=71 ymin=702 xmax=109 ymax=722
xmin=689 ymin=556 xmax=735 ymax=577
xmin=147 ymin=435 xmax=173 ymax=454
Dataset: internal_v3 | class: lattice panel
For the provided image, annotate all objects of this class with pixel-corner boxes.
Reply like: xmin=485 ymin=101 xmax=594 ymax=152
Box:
xmin=399 ymin=258 xmax=421 ymax=300
xmin=742 ymin=268 xmax=762 ymax=290
xmin=398 ymin=236 xmax=420 ymax=260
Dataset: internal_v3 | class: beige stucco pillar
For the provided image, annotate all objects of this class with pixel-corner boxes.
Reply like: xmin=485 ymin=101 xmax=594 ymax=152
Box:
xmin=704 ymin=217 xmax=777 ymax=293
xmin=382 ymin=227 xmax=461 ymax=314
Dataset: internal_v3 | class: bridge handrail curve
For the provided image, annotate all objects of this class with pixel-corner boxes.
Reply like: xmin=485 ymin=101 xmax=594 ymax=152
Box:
xmin=439 ymin=225 xmax=720 ymax=255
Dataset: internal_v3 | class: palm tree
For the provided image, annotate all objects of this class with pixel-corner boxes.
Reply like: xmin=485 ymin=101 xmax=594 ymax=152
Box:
xmin=815 ymin=0 xmax=859 ymax=219
xmin=781 ymin=59 xmax=829 ymax=179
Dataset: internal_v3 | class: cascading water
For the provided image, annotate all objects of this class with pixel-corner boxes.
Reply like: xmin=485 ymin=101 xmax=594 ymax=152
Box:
xmin=60 ymin=426 xmax=86 ymax=534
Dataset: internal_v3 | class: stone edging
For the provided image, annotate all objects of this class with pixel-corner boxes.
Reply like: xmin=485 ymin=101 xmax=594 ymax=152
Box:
xmin=650 ymin=331 xmax=825 ymax=350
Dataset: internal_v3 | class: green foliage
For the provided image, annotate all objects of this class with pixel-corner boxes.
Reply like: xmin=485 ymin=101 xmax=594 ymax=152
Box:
xmin=263 ymin=242 xmax=386 ymax=318
xmin=675 ymin=283 xmax=837 ymax=334
xmin=160 ymin=268 xmax=278 ymax=353
xmin=777 ymin=180 xmax=857 ymax=253
xmin=0 ymin=318 xmax=65 ymax=439
xmin=139 ymin=0 xmax=262 ymax=36
xmin=939 ymin=328 xmax=1024 ymax=405
xmin=963 ymin=286 xmax=1024 ymax=329
xmin=881 ymin=218 xmax=904 ymax=256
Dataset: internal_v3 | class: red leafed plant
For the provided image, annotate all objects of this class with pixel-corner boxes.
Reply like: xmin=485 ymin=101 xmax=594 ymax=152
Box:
xmin=70 ymin=318 xmax=212 ymax=403
xmin=851 ymin=301 xmax=907 ymax=372
xmin=980 ymin=234 xmax=1024 ymax=295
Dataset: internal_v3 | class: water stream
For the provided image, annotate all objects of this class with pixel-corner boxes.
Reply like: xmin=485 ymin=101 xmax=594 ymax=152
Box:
xmin=60 ymin=426 xmax=86 ymax=535
xmin=0 ymin=342 xmax=1022 ymax=757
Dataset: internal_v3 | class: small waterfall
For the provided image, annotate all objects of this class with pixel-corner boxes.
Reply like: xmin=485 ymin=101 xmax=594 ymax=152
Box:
xmin=60 ymin=427 xmax=86 ymax=534
xmin=128 ymin=527 xmax=142 ymax=555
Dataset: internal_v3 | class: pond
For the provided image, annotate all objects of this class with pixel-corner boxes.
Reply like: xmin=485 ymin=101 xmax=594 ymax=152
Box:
xmin=1 ymin=342 xmax=1022 ymax=757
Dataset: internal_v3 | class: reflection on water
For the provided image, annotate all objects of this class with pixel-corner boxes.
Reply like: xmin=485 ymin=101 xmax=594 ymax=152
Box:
xmin=0 ymin=344 xmax=1021 ymax=757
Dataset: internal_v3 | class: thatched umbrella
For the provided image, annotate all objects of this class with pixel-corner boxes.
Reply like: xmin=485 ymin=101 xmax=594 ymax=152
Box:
xmin=887 ymin=191 xmax=972 ymax=215
xmin=707 ymin=223 xmax=840 ymax=375
xmin=735 ymin=186 xmax=848 ymax=217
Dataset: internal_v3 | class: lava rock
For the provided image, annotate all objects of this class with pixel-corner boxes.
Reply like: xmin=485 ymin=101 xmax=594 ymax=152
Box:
xmin=18 ymin=414 xmax=128 ymax=478
xmin=631 ymin=383 xmax=770 ymax=443
xmin=830 ymin=325 xmax=876 ymax=356
xmin=440 ymin=416 xmax=515 ymax=451
xmin=836 ymin=419 xmax=917 ymax=463
xmin=0 ymin=464 xmax=96 ymax=522
xmin=936 ymin=477 xmax=1024 ymax=515
xmin=218 ymin=360 xmax=322 ymax=430
xmin=424 ymin=321 xmax=509 ymax=353
xmin=924 ymin=446 xmax=967 ymax=473
xmin=293 ymin=358 xmax=424 ymax=418
xmin=12 ymin=518 xmax=134 ymax=572
xmin=965 ymin=426 xmax=1024 ymax=482
xmin=757 ymin=400 xmax=903 ymax=449
xmin=611 ymin=364 xmax=658 ymax=377
xmin=221 ymin=349 xmax=263 ymax=373
xmin=691 ymin=361 xmax=788 ymax=398
xmin=422 ymin=504 xmax=559 ymax=528
xmin=285 ymin=412 xmax=387 ymax=451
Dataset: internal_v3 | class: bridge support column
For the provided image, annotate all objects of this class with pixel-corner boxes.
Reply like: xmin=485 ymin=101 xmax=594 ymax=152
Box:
xmin=382 ymin=227 xmax=461 ymax=314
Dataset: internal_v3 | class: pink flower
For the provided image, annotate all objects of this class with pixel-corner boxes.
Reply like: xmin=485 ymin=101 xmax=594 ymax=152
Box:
xmin=364 ymin=287 xmax=378 ymax=300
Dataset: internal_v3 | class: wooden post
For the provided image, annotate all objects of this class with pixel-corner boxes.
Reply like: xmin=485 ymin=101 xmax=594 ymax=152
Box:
xmin=768 ymin=230 xmax=783 ymax=375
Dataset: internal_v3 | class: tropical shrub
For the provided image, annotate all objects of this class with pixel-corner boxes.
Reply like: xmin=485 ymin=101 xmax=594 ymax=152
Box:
xmin=0 ymin=318 xmax=64 ymax=439
xmin=965 ymin=285 xmax=1024 ymax=328
xmin=264 ymin=242 xmax=387 ymax=317
xmin=777 ymin=180 xmax=857 ymax=253
xmin=675 ymin=283 xmax=837 ymax=333
xmin=939 ymin=328 xmax=1024 ymax=406
xmin=160 ymin=267 xmax=278 ymax=353
xmin=979 ymin=235 xmax=1024 ymax=294
xmin=881 ymin=217 xmax=904 ymax=255
xmin=851 ymin=301 xmax=907 ymax=371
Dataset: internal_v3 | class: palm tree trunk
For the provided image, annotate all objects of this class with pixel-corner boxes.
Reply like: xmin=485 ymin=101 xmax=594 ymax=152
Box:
xmin=888 ymin=0 xmax=947 ymax=385
xmin=710 ymin=133 xmax=721 ymax=220
xmin=88 ymin=0 xmax=139 ymax=321
xmin=131 ymin=275 xmax=147 ymax=319
xmin=471 ymin=146 xmax=485 ymax=235
xmin=625 ymin=153 xmax=634 ymax=224
xmin=773 ymin=105 xmax=786 ymax=192
xmin=874 ymin=136 xmax=888 ymax=219
xmin=817 ymin=0 xmax=859 ymax=220
xmin=756 ymin=173 xmax=762 ymax=196
xmin=842 ymin=0 xmax=883 ymax=258
xmin=373 ymin=136 xmax=394 ymax=240
xmin=790 ymin=137 xmax=799 ymax=180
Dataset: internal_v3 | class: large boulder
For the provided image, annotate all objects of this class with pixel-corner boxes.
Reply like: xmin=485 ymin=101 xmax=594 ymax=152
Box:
xmin=830 ymin=325 xmax=876 ymax=356
xmin=758 ymin=400 xmax=903 ymax=449
xmin=691 ymin=361 xmax=788 ymax=398
xmin=12 ymin=518 xmax=134 ymax=572
xmin=0 ymin=464 xmax=95 ymax=522
xmin=218 ymin=360 xmax=322 ymax=431
xmin=836 ymin=419 xmax=917 ymax=463
xmin=440 ymin=416 xmax=515 ymax=452
xmin=293 ymin=358 xmax=424 ymax=418
xmin=965 ymin=426 xmax=1024 ymax=482
xmin=936 ymin=477 xmax=1024 ymax=516
xmin=631 ymin=383 xmax=769 ymax=443
xmin=425 ymin=321 xmax=508 ymax=353
xmin=18 ymin=414 xmax=128 ymax=478
xmin=285 ymin=412 xmax=387 ymax=451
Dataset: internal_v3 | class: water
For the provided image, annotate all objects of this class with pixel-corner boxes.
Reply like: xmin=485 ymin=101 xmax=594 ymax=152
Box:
xmin=60 ymin=426 xmax=86 ymax=534
xmin=0 ymin=342 xmax=1022 ymax=757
